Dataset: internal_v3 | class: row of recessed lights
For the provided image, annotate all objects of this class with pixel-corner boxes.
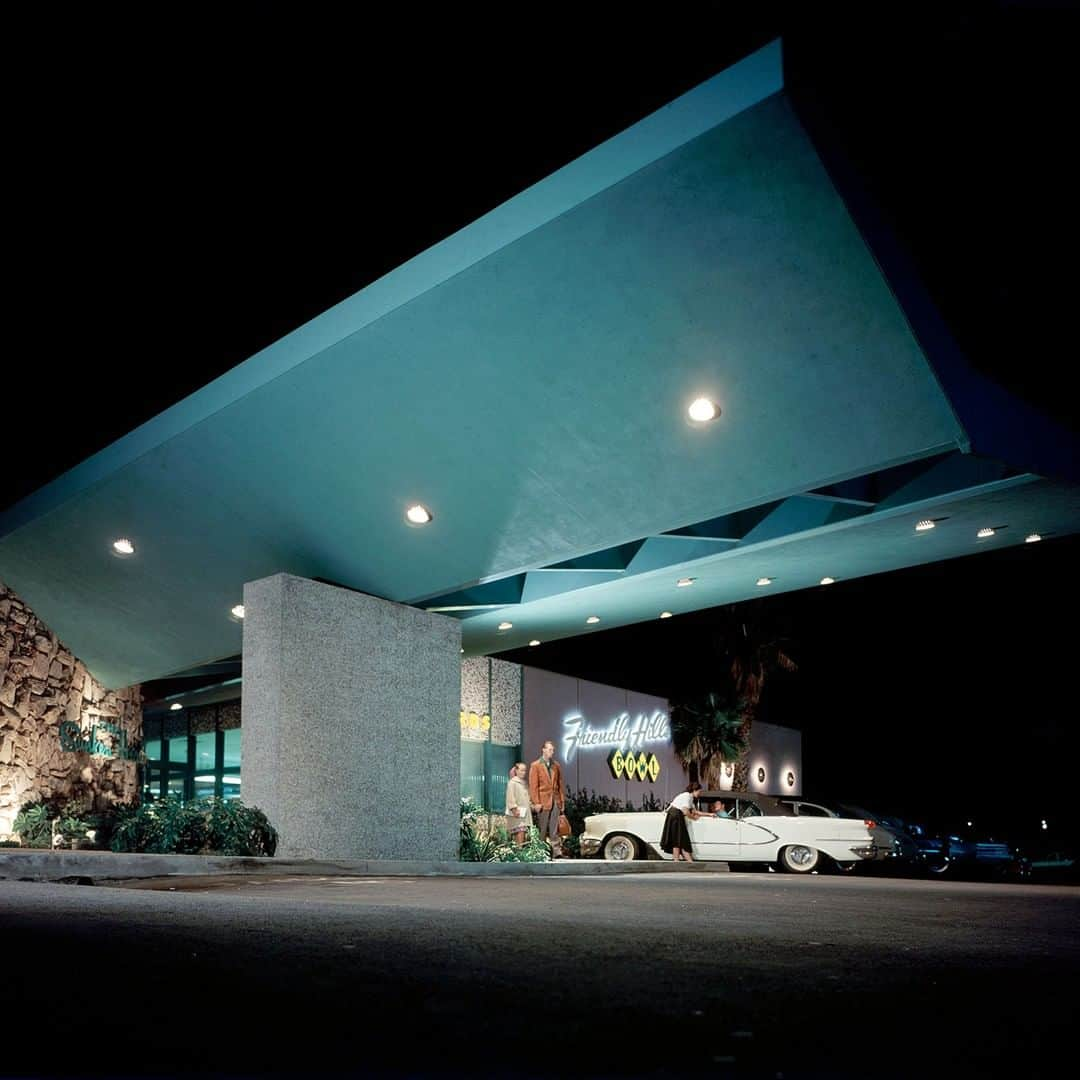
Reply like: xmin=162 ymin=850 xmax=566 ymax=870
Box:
xmin=111 ymin=538 xmax=246 ymax=621
xmin=915 ymin=519 xmax=1041 ymax=542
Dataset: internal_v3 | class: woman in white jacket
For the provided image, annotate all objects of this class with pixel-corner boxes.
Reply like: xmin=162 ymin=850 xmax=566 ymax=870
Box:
xmin=504 ymin=762 xmax=532 ymax=846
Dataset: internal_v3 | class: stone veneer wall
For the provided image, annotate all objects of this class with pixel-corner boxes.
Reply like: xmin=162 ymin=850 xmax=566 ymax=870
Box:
xmin=0 ymin=581 xmax=141 ymax=837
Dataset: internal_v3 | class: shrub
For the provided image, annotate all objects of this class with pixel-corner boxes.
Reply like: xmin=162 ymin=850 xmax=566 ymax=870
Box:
xmin=12 ymin=801 xmax=55 ymax=848
xmin=460 ymin=797 xmax=550 ymax=862
xmin=109 ymin=796 xmax=276 ymax=856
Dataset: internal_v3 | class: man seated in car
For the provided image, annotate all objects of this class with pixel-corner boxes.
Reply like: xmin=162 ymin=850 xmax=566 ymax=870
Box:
xmin=712 ymin=799 xmax=731 ymax=818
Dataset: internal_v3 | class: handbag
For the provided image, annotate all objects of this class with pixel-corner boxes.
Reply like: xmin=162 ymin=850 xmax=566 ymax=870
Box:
xmin=557 ymin=813 xmax=572 ymax=837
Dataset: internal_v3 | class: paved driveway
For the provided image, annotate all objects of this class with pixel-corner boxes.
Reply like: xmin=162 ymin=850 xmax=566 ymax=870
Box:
xmin=3 ymin=872 xmax=1076 ymax=1078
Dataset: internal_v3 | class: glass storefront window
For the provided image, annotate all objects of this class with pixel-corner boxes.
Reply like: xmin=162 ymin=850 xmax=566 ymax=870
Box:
xmin=167 ymin=736 xmax=190 ymax=768
xmin=145 ymin=739 xmax=161 ymax=762
xmin=221 ymin=774 xmax=242 ymax=800
xmin=223 ymin=728 xmax=241 ymax=769
xmin=194 ymin=732 xmax=216 ymax=771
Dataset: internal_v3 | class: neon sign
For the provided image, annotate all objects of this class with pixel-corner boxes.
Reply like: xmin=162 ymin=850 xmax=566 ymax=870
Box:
xmin=608 ymin=750 xmax=661 ymax=782
xmin=561 ymin=710 xmax=670 ymax=762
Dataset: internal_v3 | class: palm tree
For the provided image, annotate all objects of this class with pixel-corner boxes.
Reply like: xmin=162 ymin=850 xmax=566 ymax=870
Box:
xmin=670 ymin=690 xmax=747 ymax=789
xmin=720 ymin=611 xmax=798 ymax=790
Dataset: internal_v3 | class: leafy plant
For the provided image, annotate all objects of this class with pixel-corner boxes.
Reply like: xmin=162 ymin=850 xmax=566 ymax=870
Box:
xmin=12 ymin=801 xmax=54 ymax=848
xmin=109 ymin=797 xmax=276 ymax=856
xmin=57 ymin=800 xmax=93 ymax=844
xmin=459 ymin=797 xmax=551 ymax=862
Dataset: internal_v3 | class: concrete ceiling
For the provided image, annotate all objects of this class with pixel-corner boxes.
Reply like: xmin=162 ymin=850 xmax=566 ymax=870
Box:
xmin=2 ymin=40 xmax=1078 ymax=689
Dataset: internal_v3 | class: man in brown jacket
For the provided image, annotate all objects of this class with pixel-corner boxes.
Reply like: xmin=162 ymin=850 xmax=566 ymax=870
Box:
xmin=529 ymin=739 xmax=567 ymax=858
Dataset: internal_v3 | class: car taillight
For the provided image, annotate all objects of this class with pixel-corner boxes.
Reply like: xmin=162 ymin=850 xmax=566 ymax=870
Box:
xmin=865 ymin=820 xmax=877 ymax=829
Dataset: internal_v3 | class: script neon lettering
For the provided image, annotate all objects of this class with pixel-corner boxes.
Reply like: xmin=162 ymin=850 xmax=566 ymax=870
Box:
xmin=561 ymin=710 xmax=670 ymax=761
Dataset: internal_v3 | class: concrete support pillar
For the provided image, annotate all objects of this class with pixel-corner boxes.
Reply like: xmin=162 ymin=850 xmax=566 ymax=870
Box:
xmin=240 ymin=574 xmax=461 ymax=860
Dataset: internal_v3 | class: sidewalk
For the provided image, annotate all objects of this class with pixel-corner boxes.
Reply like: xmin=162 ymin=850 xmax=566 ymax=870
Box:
xmin=0 ymin=849 xmax=726 ymax=884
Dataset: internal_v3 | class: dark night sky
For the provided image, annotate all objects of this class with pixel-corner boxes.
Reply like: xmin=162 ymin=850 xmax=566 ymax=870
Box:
xmin=5 ymin=6 xmax=1078 ymax=841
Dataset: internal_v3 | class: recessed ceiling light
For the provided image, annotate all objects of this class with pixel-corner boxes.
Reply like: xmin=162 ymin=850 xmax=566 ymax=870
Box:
xmin=405 ymin=504 xmax=433 ymax=525
xmin=977 ymin=527 xmax=995 ymax=539
xmin=820 ymin=577 xmax=835 ymax=585
xmin=659 ymin=611 xmax=673 ymax=619
xmin=111 ymin=538 xmax=135 ymax=557
xmin=586 ymin=615 xmax=600 ymax=624
xmin=169 ymin=702 xmax=183 ymax=711
xmin=676 ymin=577 xmax=695 ymax=587
xmin=915 ymin=520 xmax=936 ymax=532
xmin=1025 ymin=533 xmax=1042 ymax=543
xmin=529 ymin=639 xmax=541 ymax=647
xmin=497 ymin=621 xmax=513 ymax=630
xmin=756 ymin=577 xmax=772 ymax=586
xmin=687 ymin=397 xmax=720 ymax=423
xmin=230 ymin=604 xmax=245 ymax=620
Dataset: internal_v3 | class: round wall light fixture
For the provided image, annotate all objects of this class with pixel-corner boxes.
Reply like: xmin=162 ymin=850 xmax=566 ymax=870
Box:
xmin=757 ymin=767 xmax=766 ymax=783
xmin=111 ymin=538 xmax=135 ymax=558
xmin=529 ymin=639 xmax=541 ymax=647
xmin=1025 ymin=533 xmax=1042 ymax=543
xmin=659 ymin=611 xmax=673 ymax=619
xmin=915 ymin=520 xmax=936 ymax=532
xmin=586 ymin=615 xmax=600 ymax=624
xmin=230 ymin=604 xmax=245 ymax=621
xmin=676 ymin=577 xmax=695 ymax=588
xmin=820 ymin=577 xmax=835 ymax=586
xmin=497 ymin=621 xmax=513 ymax=631
xmin=756 ymin=577 xmax=772 ymax=587
xmin=787 ymin=771 xmax=795 ymax=787
xmin=169 ymin=702 xmax=183 ymax=712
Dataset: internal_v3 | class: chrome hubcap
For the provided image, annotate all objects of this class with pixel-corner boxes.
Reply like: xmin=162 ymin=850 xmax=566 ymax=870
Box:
xmin=788 ymin=845 xmax=814 ymax=867
xmin=607 ymin=838 xmax=633 ymax=860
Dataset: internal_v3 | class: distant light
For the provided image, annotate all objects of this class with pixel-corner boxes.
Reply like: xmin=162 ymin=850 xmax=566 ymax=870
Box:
xmin=967 ymin=821 xmax=973 ymax=827
xmin=756 ymin=577 xmax=772 ymax=587
xmin=405 ymin=504 xmax=433 ymax=525
xmin=1025 ymin=533 xmax=1042 ymax=543
xmin=529 ymin=639 xmax=541 ymax=647
xmin=819 ymin=577 xmax=835 ymax=585
xmin=915 ymin=520 xmax=935 ymax=532
xmin=585 ymin=615 xmax=600 ymax=624
xmin=1041 ymin=820 xmax=1048 ymax=830
xmin=230 ymin=604 xmax=245 ymax=620
xmin=169 ymin=703 xmax=183 ymax=712
xmin=976 ymin=527 xmax=995 ymax=539
xmin=659 ymin=611 xmax=673 ymax=619
xmin=676 ymin=577 xmax=695 ymax=588
xmin=111 ymin=538 xmax=135 ymax=557
xmin=497 ymin=621 xmax=513 ymax=631
xmin=687 ymin=397 xmax=720 ymax=423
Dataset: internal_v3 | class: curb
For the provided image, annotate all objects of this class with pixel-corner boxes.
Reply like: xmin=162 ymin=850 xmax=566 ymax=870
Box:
xmin=0 ymin=850 xmax=727 ymax=883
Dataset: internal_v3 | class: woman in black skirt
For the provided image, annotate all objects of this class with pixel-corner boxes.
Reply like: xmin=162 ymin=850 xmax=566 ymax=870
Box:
xmin=660 ymin=781 xmax=704 ymax=862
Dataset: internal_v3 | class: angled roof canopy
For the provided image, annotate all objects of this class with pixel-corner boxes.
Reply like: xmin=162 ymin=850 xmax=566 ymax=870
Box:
xmin=2 ymin=40 xmax=1078 ymax=689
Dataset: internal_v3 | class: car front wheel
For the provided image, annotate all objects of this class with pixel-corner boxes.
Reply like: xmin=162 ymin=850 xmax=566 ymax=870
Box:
xmin=602 ymin=833 xmax=639 ymax=861
xmin=779 ymin=844 xmax=820 ymax=873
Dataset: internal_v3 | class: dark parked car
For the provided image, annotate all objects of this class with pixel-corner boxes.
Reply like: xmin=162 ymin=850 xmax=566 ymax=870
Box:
xmin=807 ymin=801 xmax=1029 ymax=880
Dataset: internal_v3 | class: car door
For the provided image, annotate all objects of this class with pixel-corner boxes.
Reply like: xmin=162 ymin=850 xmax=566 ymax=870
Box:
xmin=733 ymin=798 xmax=781 ymax=853
xmin=688 ymin=811 xmax=741 ymax=860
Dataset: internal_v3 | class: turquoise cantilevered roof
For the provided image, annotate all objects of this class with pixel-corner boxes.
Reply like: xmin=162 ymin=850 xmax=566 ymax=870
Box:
xmin=1 ymin=40 xmax=1078 ymax=689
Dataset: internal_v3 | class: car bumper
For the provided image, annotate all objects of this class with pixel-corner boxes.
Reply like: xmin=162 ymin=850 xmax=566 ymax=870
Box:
xmin=580 ymin=837 xmax=601 ymax=857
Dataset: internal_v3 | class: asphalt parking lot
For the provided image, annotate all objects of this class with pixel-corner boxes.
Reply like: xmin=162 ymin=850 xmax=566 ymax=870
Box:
xmin=2 ymin=872 xmax=1076 ymax=1079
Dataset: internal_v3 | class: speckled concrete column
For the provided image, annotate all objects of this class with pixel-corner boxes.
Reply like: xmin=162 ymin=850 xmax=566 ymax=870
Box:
xmin=240 ymin=574 xmax=461 ymax=860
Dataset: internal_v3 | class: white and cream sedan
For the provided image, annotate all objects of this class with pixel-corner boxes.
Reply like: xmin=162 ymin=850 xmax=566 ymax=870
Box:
xmin=579 ymin=792 xmax=880 ymax=873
